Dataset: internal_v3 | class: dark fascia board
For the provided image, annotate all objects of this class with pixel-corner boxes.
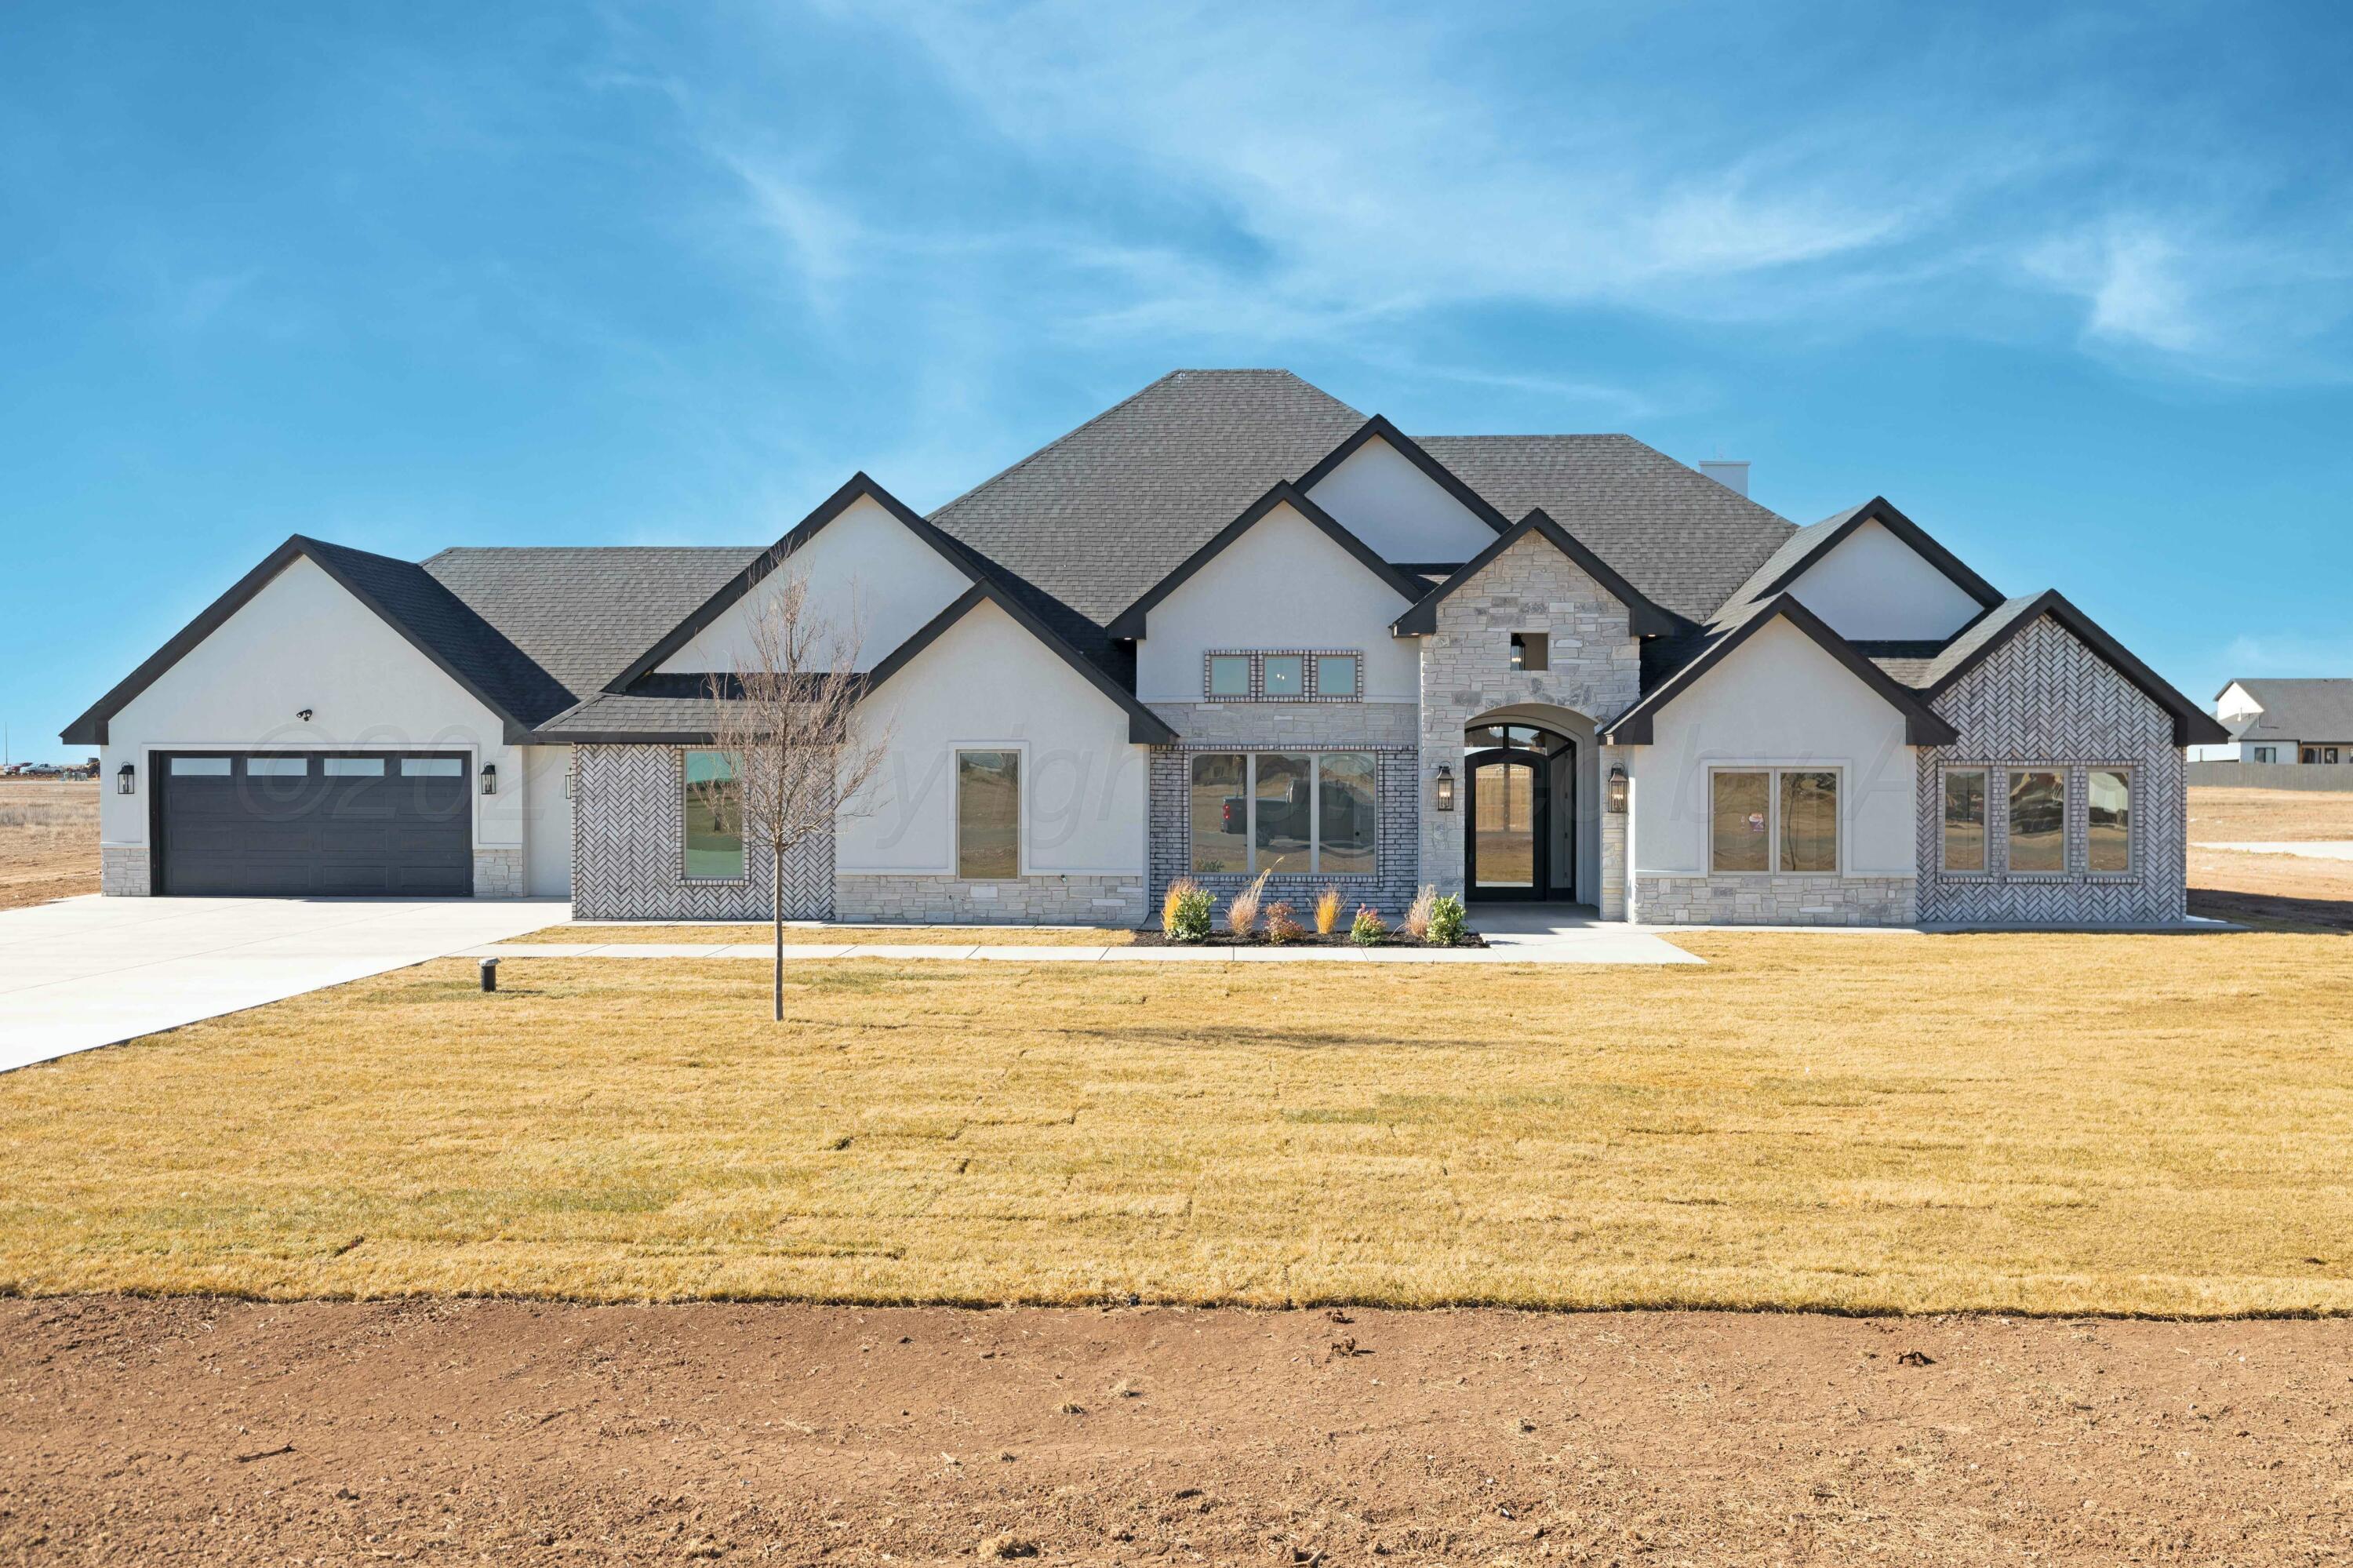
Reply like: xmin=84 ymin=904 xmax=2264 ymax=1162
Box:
xmin=603 ymin=472 xmax=983 ymax=693
xmin=1759 ymin=496 xmax=2005 ymax=610
xmin=1392 ymin=508 xmax=1681 ymax=638
xmin=864 ymin=582 xmax=1180 ymax=746
xmin=1104 ymin=481 xmax=1427 ymax=641
xmin=61 ymin=535 xmax=540 ymax=747
xmin=1925 ymin=590 xmax=2229 ymax=747
xmin=1293 ymin=413 xmax=1515 ymax=536
xmin=1602 ymin=594 xmax=1961 ymax=747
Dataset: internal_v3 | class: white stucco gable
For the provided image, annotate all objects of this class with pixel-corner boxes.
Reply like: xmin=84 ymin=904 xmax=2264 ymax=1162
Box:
xmin=655 ymin=493 xmax=973 ymax=676
xmin=1780 ymin=517 xmax=1989 ymax=641
xmin=1303 ymin=433 xmax=1502 ymax=564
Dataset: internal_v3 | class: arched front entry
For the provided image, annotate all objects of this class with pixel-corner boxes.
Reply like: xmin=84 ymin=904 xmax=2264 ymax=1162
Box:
xmin=1464 ymin=722 xmax=1577 ymax=901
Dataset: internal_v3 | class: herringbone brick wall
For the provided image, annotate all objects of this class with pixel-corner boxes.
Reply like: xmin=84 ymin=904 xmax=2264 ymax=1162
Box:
xmin=571 ymin=744 xmax=833 ymax=921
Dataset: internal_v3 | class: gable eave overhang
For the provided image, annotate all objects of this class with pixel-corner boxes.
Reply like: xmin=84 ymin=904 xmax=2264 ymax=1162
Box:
xmin=1104 ymin=481 xmax=1425 ymax=642
xmin=1601 ymin=593 xmax=1960 ymax=747
xmin=60 ymin=535 xmax=541 ymax=748
xmin=864 ymin=583 xmax=1178 ymax=746
xmin=1925 ymin=590 xmax=2229 ymax=748
xmin=1391 ymin=508 xmax=1681 ymax=638
xmin=1293 ymin=413 xmax=1515 ymax=537
xmin=603 ymin=473 xmax=984 ymax=694
xmin=1756 ymin=496 xmax=2005 ymax=612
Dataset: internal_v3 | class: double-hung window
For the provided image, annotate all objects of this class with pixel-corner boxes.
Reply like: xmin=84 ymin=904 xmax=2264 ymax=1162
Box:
xmin=1189 ymin=752 xmax=1377 ymax=876
xmin=1709 ymin=768 xmax=1839 ymax=874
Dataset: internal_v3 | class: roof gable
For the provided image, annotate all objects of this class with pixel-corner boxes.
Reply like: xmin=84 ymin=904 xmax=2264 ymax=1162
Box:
xmin=1602 ymin=593 xmax=1959 ymax=747
xmin=1296 ymin=414 xmax=1511 ymax=561
xmin=606 ymin=473 xmax=983 ymax=693
xmin=1105 ymin=482 xmax=1426 ymax=641
xmin=1392 ymin=508 xmax=1679 ymax=638
xmin=61 ymin=536 xmax=572 ymax=746
xmin=1921 ymin=591 xmax=2228 ymax=747
xmin=867 ymin=581 xmax=1177 ymax=744
xmin=1720 ymin=497 xmax=2002 ymax=620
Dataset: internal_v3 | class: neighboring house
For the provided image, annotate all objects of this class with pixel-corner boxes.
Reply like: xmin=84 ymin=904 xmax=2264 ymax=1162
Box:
xmin=63 ymin=369 xmax=2226 ymax=926
xmin=2210 ymin=679 xmax=2353 ymax=765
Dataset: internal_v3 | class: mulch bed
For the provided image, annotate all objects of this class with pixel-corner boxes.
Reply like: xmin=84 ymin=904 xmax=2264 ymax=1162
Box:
xmin=1130 ymin=929 xmax=1486 ymax=948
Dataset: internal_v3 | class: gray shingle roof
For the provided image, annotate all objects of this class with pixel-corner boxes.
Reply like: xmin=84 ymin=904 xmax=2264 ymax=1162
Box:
xmin=2217 ymin=678 xmax=2353 ymax=744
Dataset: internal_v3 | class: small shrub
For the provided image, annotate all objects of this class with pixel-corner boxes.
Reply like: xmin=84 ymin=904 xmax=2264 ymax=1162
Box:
xmin=1402 ymin=885 xmax=1436 ymax=941
xmin=1225 ymin=869 xmax=1271 ymax=939
xmin=1163 ymin=878 xmax=1212 ymax=944
xmin=1428 ymin=892 xmax=1469 ymax=946
xmin=1348 ymin=904 xmax=1388 ymax=946
xmin=1264 ymin=900 xmax=1304 ymax=944
xmin=1314 ymin=885 xmax=1343 ymax=935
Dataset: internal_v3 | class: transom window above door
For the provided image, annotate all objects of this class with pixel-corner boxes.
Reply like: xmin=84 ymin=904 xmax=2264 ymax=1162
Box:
xmin=1199 ymin=650 xmax=1364 ymax=701
xmin=1464 ymin=724 xmax=1567 ymax=755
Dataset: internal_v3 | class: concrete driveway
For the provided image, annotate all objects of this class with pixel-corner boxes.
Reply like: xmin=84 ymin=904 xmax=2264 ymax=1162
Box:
xmin=0 ymin=896 xmax=567 ymax=1072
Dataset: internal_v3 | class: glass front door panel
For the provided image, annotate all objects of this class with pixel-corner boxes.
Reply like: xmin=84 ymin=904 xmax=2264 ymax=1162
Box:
xmin=1474 ymin=760 xmax=1536 ymax=888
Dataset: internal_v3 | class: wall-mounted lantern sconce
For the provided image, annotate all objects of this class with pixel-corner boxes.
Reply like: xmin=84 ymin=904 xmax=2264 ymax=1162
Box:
xmin=1434 ymin=764 xmax=1455 ymax=812
xmin=479 ymin=764 xmax=498 ymax=797
xmin=563 ymin=768 xmax=576 ymax=801
xmin=1606 ymin=766 xmax=1628 ymax=813
xmin=116 ymin=762 xmax=136 ymax=796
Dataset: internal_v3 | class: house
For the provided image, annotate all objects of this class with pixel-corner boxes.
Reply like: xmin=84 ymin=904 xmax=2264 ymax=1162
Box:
xmin=2210 ymin=679 xmax=2353 ymax=765
xmin=63 ymin=369 xmax=2226 ymax=926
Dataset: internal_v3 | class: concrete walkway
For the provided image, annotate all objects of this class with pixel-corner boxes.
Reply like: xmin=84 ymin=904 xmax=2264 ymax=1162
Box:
xmin=0 ymin=895 xmax=569 ymax=1072
xmin=464 ymin=904 xmax=1701 ymax=967
xmin=2198 ymin=840 xmax=2353 ymax=861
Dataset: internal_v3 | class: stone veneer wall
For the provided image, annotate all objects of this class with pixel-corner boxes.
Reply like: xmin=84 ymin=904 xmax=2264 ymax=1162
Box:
xmin=1913 ymin=616 xmax=2186 ymax=925
xmin=1417 ymin=533 xmax=1644 ymax=917
xmin=570 ymin=744 xmax=833 ymax=921
xmin=834 ymin=874 xmax=1145 ymax=926
xmin=472 ymin=846 xmax=525 ymax=900
xmin=100 ymin=846 xmax=150 ymax=897
xmin=1629 ymin=873 xmax=1917 ymax=926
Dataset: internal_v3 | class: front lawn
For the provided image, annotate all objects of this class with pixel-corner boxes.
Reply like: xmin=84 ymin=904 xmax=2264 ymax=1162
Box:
xmin=3 ymin=930 xmax=2349 ymax=1315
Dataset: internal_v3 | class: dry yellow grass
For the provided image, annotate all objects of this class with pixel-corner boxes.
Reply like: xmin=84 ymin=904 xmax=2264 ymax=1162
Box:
xmin=0 ymin=778 xmax=98 ymax=910
xmin=523 ymin=923 xmax=1133 ymax=945
xmin=2187 ymin=784 xmax=2353 ymax=842
xmin=4 ymin=930 xmax=2351 ymax=1315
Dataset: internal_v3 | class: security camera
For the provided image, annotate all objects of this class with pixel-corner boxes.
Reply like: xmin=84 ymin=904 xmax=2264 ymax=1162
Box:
xmin=296 ymin=708 xmax=314 ymax=722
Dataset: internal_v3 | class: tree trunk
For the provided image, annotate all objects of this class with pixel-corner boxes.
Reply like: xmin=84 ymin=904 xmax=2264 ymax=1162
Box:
xmin=772 ymin=843 xmax=784 ymax=1023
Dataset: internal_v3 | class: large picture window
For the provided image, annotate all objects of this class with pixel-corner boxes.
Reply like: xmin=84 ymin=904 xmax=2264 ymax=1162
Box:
xmin=956 ymin=750 xmax=1020 ymax=880
xmin=2007 ymin=769 xmax=2065 ymax=873
xmin=682 ymin=749 xmax=745 ymax=880
xmin=1188 ymin=751 xmax=1380 ymax=876
xmin=1942 ymin=768 xmax=1988 ymax=871
xmin=1710 ymin=767 xmax=1840 ymax=874
xmin=2087 ymin=769 xmax=2131 ymax=872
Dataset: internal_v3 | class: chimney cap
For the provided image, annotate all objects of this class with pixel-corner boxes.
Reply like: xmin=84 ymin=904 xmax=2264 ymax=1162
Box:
xmin=1697 ymin=459 xmax=1750 ymax=497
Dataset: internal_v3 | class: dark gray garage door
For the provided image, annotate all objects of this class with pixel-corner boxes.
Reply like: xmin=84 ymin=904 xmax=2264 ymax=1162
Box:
xmin=155 ymin=752 xmax=472 ymax=897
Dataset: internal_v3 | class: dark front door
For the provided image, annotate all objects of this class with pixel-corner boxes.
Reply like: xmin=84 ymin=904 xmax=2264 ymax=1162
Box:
xmin=154 ymin=751 xmax=473 ymax=897
xmin=1465 ymin=746 xmax=1547 ymax=900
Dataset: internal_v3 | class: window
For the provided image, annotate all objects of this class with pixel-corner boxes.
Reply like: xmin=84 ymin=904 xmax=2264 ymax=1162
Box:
xmin=323 ymin=757 xmax=384 ymax=777
xmin=170 ymin=757 xmax=231 ymax=776
xmin=1262 ymin=655 xmax=1304 ymax=698
xmin=1779 ymin=771 xmax=1839 ymax=873
xmin=1207 ymin=655 xmax=1250 ymax=697
xmin=2304 ymin=747 xmax=2321 ymax=765
xmin=2088 ymin=769 xmax=2130 ymax=872
xmin=1189 ymin=753 xmax=1248 ymax=875
xmin=956 ymin=750 xmax=1020 ymax=880
xmin=246 ymin=757 xmax=307 ymax=777
xmin=402 ymin=757 xmax=463 ymax=777
xmin=1510 ymin=632 xmax=1548 ymax=672
xmin=2007 ymin=769 xmax=2065 ymax=872
xmin=2254 ymin=747 xmax=2276 ymax=763
xmin=1315 ymin=653 xmax=1358 ymax=699
xmin=1711 ymin=768 xmax=1839 ymax=874
xmin=1942 ymin=769 xmax=1987 ymax=871
xmin=1202 ymin=651 xmax=1364 ymax=701
xmin=682 ymin=749 xmax=745 ymax=880
xmin=2332 ymin=748 xmax=2343 ymax=766
xmin=1188 ymin=752 xmax=1380 ymax=875
xmin=1711 ymin=771 xmax=1771 ymax=873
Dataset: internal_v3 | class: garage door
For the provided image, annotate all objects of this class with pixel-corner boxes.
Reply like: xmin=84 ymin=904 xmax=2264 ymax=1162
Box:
xmin=155 ymin=752 xmax=472 ymax=897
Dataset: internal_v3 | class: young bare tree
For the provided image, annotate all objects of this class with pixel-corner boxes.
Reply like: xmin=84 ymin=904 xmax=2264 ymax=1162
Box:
xmin=698 ymin=557 xmax=891 ymax=1020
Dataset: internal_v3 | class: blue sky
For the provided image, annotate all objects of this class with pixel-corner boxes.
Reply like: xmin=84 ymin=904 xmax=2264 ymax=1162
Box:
xmin=6 ymin=0 xmax=2351 ymax=758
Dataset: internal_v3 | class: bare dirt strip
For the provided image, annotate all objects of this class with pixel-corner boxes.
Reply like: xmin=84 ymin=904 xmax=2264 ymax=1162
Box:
xmin=2 ymin=1297 xmax=2347 ymax=1564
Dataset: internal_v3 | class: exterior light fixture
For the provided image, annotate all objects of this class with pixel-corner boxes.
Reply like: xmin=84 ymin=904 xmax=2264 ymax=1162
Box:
xmin=296 ymin=708 xmax=314 ymax=722
xmin=116 ymin=762 xmax=136 ymax=795
xmin=1434 ymin=764 xmax=1456 ymax=812
xmin=479 ymin=763 xmax=498 ymax=796
xmin=1606 ymin=766 xmax=1628 ymax=813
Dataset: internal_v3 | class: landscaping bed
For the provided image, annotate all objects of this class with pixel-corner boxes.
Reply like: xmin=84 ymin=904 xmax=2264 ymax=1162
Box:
xmin=1130 ymin=926 xmax=1486 ymax=948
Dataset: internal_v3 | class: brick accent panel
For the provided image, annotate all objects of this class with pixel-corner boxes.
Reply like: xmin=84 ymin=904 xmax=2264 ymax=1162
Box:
xmin=835 ymin=874 xmax=1144 ymax=926
xmin=1146 ymin=702 xmax=1420 ymax=747
xmin=471 ymin=846 xmax=525 ymax=900
xmin=1914 ymin=617 xmax=2186 ymax=925
xmin=1417 ymin=534 xmax=1644 ymax=915
xmin=100 ymin=846 xmax=151 ymax=897
xmin=1631 ymin=872 xmax=1917 ymax=926
xmin=571 ymin=744 xmax=833 ymax=921
xmin=1148 ymin=744 xmax=1420 ymax=918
